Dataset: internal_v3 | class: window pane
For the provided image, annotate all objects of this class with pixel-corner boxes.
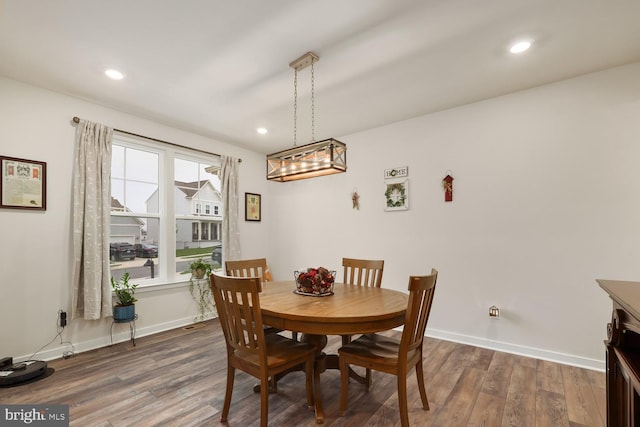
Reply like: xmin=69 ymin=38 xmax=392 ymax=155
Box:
xmin=174 ymin=158 xmax=221 ymax=216
xmin=111 ymin=146 xmax=159 ymax=214
xmin=174 ymin=158 xmax=222 ymax=277
xmin=111 ymin=143 xmax=161 ymax=283
xmin=176 ymin=218 xmax=216 ymax=277
xmin=110 ymin=217 xmax=160 ymax=281
xmin=125 ymin=148 xmax=159 ymax=183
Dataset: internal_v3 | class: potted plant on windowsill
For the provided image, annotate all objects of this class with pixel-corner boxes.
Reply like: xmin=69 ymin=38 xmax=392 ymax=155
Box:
xmin=188 ymin=257 xmax=214 ymax=322
xmin=111 ymin=272 xmax=138 ymax=322
xmin=190 ymin=258 xmax=212 ymax=279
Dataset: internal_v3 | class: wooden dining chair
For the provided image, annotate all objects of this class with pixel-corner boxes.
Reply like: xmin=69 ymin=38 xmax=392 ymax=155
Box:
xmin=225 ymin=258 xmax=295 ymax=339
xmin=341 ymin=257 xmax=385 ymax=385
xmin=338 ymin=269 xmax=438 ymax=427
xmin=341 ymin=260 xmax=385 ymax=342
xmin=210 ymin=273 xmax=315 ymax=427
xmin=342 ymin=257 xmax=384 ymax=288
xmin=225 ymin=258 xmax=272 ymax=282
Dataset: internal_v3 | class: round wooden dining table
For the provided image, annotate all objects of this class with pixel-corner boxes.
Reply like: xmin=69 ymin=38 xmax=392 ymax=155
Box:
xmin=259 ymin=281 xmax=408 ymax=424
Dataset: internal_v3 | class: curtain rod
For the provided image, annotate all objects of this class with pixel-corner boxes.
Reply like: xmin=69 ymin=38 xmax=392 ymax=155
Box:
xmin=72 ymin=116 xmax=241 ymax=162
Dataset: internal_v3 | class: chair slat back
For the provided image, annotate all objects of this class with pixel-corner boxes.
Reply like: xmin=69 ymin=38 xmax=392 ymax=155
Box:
xmin=211 ymin=273 xmax=265 ymax=359
xmin=342 ymin=258 xmax=384 ymax=287
xmin=226 ymin=258 xmax=272 ymax=283
xmin=400 ymin=269 xmax=438 ymax=355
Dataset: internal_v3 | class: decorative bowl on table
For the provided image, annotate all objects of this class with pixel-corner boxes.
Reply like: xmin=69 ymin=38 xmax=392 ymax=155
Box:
xmin=294 ymin=267 xmax=336 ymax=296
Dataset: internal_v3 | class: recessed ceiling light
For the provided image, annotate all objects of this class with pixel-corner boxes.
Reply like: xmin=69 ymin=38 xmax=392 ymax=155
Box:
xmin=256 ymin=127 xmax=268 ymax=135
xmin=509 ymin=40 xmax=532 ymax=54
xmin=105 ymin=69 xmax=124 ymax=80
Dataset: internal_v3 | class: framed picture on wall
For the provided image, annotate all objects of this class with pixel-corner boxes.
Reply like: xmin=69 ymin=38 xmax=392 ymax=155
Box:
xmin=384 ymin=179 xmax=408 ymax=211
xmin=0 ymin=156 xmax=47 ymax=210
xmin=245 ymin=192 xmax=261 ymax=221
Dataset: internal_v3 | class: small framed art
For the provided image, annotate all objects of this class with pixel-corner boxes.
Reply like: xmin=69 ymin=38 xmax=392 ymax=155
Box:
xmin=245 ymin=192 xmax=261 ymax=221
xmin=0 ymin=156 xmax=47 ymax=210
xmin=384 ymin=179 xmax=408 ymax=211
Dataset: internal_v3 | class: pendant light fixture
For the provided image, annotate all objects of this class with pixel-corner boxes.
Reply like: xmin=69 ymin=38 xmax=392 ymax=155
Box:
xmin=266 ymin=52 xmax=347 ymax=182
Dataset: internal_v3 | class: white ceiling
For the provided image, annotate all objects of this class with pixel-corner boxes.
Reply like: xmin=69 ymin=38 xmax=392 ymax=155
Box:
xmin=2 ymin=0 xmax=640 ymax=154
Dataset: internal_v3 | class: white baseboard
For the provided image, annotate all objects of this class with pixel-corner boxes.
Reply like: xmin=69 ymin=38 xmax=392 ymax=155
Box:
xmin=23 ymin=318 xmax=605 ymax=373
xmin=423 ymin=327 xmax=605 ymax=372
xmin=17 ymin=314 xmax=209 ymax=363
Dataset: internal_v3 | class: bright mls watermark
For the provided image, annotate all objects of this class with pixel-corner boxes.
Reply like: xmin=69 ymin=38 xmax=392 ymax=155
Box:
xmin=1 ymin=405 xmax=69 ymax=426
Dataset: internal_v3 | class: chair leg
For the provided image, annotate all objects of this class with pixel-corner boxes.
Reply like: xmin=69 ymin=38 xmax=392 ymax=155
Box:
xmin=260 ymin=376 xmax=269 ymax=427
xmin=415 ymin=360 xmax=430 ymax=410
xmin=342 ymin=335 xmax=374 ymax=390
xmin=221 ymin=365 xmax=235 ymax=422
xmin=397 ymin=372 xmax=409 ymax=427
xmin=292 ymin=331 xmax=298 ymax=341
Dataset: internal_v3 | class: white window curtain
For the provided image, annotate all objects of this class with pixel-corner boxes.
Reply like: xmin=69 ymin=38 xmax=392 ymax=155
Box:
xmin=220 ymin=156 xmax=241 ymax=261
xmin=71 ymin=120 xmax=113 ymax=320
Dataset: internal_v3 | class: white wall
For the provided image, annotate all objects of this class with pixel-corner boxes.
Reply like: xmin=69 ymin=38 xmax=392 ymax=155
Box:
xmin=3 ymin=61 xmax=639 ymax=370
xmin=266 ymin=62 xmax=640 ymax=370
xmin=0 ymin=77 xmax=269 ymax=360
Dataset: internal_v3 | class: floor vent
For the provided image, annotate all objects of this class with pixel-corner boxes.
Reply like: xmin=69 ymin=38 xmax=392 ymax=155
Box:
xmin=183 ymin=323 xmax=206 ymax=331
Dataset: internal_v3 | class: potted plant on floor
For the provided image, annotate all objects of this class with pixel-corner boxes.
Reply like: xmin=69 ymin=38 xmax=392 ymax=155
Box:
xmin=111 ymin=272 xmax=138 ymax=321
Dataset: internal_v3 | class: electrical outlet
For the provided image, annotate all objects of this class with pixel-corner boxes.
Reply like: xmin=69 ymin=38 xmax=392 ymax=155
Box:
xmin=59 ymin=311 xmax=67 ymax=327
xmin=489 ymin=305 xmax=500 ymax=318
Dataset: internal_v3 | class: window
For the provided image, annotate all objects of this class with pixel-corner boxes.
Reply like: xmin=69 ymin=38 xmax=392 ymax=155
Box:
xmin=110 ymin=135 xmax=222 ymax=285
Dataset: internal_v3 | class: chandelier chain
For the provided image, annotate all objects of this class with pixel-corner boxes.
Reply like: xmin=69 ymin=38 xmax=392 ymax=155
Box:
xmin=311 ymin=58 xmax=315 ymax=143
xmin=293 ymin=67 xmax=298 ymax=147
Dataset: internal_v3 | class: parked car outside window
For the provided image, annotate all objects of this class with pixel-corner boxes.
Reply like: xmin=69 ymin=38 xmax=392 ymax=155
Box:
xmin=135 ymin=243 xmax=158 ymax=258
xmin=110 ymin=242 xmax=136 ymax=261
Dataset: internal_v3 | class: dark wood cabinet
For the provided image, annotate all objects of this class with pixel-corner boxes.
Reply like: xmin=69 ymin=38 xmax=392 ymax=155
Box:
xmin=598 ymin=279 xmax=640 ymax=426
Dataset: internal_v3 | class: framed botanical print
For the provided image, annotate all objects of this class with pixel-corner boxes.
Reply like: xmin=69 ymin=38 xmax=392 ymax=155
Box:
xmin=245 ymin=192 xmax=261 ymax=221
xmin=0 ymin=156 xmax=46 ymax=210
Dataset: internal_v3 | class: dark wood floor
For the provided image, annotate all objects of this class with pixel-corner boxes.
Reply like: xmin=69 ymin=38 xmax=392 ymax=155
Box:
xmin=1 ymin=319 xmax=605 ymax=426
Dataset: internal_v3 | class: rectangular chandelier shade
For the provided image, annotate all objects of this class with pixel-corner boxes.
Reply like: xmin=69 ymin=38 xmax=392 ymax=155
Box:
xmin=266 ymin=138 xmax=347 ymax=182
